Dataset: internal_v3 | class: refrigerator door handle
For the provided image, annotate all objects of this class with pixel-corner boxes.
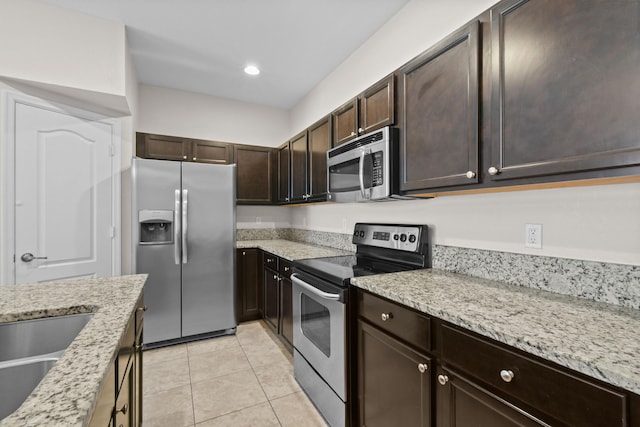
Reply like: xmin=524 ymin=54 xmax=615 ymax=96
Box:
xmin=182 ymin=189 xmax=188 ymax=264
xmin=174 ymin=189 xmax=181 ymax=265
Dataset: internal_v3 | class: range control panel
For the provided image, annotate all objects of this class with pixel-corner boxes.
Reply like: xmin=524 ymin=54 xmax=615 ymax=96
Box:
xmin=352 ymin=223 xmax=427 ymax=253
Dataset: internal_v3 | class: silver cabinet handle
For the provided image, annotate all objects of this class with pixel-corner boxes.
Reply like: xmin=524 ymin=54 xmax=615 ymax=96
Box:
xmin=417 ymin=363 xmax=428 ymax=373
xmin=242 ymin=251 xmax=246 ymax=256
xmin=488 ymin=166 xmax=499 ymax=175
xmin=466 ymin=171 xmax=476 ymax=179
xmin=137 ymin=306 xmax=147 ymax=312
xmin=285 ymin=197 xmax=289 ymax=202
xmin=115 ymin=403 xmax=128 ymax=414
xmin=192 ymin=157 xmax=197 ymax=161
xmin=358 ymin=127 xmax=364 ymax=134
xmin=20 ymin=253 xmax=47 ymax=262
xmin=437 ymin=374 xmax=449 ymax=385
xmin=183 ymin=155 xmax=187 ymax=160
xmin=500 ymin=369 xmax=515 ymax=383
xmin=381 ymin=313 xmax=392 ymax=322
xmin=350 ymin=131 xmax=356 ymax=137
xmin=273 ymin=274 xmax=277 ymax=280
xmin=284 ymin=267 xmax=290 ymax=271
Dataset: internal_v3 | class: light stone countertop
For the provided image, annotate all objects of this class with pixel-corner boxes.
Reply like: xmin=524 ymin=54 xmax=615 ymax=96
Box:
xmin=351 ymin=268 xmax=640 ymax=395
xmin=237 ymin=239 xmax=353 ymax=260
xmin=0 ymin=274 xmax=147 ymax=427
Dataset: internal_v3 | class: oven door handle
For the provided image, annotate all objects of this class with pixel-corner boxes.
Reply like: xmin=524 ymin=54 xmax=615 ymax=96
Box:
xmin=292 ymin=274 xmax=341 ymax=301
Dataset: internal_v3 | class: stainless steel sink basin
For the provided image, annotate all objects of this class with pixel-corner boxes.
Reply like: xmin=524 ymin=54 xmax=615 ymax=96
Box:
xmin=0 ymin=355 xmax=61 ymax=419
xmin=0 ymin=313 xmax=94 ymax=420
xmin=0 ymin=313 xmax=94 ymax=362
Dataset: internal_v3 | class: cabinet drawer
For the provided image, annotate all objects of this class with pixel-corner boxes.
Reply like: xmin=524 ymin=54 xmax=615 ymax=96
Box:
xmin=441 ymin=325 xmax=627 ymax=427
xmin=279 ymin=259 xmax=292 ymax=279
xmin=263 ymin=252 xmax=278 ymax=270
xmin=357 ymin=290 xmax=430 ymax=353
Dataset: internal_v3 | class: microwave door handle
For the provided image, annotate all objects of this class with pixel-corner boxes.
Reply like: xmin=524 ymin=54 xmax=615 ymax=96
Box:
xmin=358 ymin=149 xmax=365 ymax=197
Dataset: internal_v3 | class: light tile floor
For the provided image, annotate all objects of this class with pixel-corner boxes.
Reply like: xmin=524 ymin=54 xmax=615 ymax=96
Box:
xmin=142 ymin=320 xmax=328 ymax=427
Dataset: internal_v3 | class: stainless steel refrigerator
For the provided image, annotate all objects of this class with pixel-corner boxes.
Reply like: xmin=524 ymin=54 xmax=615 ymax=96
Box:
xmin=132 ymin=157 xmax=236 ymax=347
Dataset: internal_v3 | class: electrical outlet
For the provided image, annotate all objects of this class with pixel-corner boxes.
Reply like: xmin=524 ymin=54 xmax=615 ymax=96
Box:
xmin=525 ymin=223 xmax=542 ymax=249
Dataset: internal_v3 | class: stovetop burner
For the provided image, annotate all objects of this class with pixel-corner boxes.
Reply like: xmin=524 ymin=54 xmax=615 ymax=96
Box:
xmin=293 ymin=223 xmax=430 ymax=287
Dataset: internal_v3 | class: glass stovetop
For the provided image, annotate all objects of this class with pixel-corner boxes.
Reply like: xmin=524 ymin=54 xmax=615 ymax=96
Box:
xmin=293 ymin=255 xmax=418 ymax=286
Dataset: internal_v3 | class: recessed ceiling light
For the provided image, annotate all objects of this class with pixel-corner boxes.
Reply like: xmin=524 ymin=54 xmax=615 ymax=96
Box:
xmin=244 ymin=65 xmax=260 ymax=76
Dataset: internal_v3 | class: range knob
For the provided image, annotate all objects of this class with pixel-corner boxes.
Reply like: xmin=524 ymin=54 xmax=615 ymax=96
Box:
xmin=400 ymin=234 xmax=407 ymax=242
xmin=359 ymin=230 xmax=365 ymax=238
xmin=353 ymin=230 xmax=359 ymax=236
xmin=409 ymin=235 xmax=417 ymax=243
xmin=393 ymin=234 xmax=399 ymax=241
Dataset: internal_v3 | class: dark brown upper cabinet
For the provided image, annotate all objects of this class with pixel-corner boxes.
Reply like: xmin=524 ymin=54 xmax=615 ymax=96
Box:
xmin=398 ymin=20 xmax=480 ymax=192
xmin=277 ymin=142 xmax=290 ymax=204
xmin=234 ymin=144 xmax=274 ymax=205
xmin=136 ymin=133 xmax=233 ymax=164
xmin=489 ymin=0 xmax=640 ymax=181
xmin=306 ymin=115 xmax=331 ymax=200
xmin=332 ymin=74 xmax=395 ymax=147
xmin=290 ymin=130 xmax=308 ymax=203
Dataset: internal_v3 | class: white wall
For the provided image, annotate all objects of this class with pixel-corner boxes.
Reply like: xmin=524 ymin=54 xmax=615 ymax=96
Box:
xmin=286 ymin=0 xmax=640 ymax=266
xmin=0 ymin=0 xmax=130 ymax=114
xmin=138 ymin=85 xmax=290 ymax=147
xmin=289 ymin=0 xmax=497 ymax=134
xmin=237 ymin=206 xmax=291 ymax=230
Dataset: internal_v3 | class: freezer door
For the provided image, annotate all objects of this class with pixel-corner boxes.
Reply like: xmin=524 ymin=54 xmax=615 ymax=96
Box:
xmin=132 ymin=158 xmax=182 ymax=344
xmin=181 ymin=162 xmax=237 ymax=337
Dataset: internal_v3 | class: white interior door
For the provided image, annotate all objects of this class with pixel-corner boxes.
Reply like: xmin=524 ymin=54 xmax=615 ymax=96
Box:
xmin=12 ymin=101 xmax=117 ymax=283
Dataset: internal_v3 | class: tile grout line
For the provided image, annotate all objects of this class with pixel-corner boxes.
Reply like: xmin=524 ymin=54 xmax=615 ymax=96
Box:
xmin=186 ymin=345 xmax=198 ymax=427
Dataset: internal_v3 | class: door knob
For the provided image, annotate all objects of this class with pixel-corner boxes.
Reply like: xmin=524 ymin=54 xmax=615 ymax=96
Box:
xmin=21 ymin=253 xmax=48 ymax=262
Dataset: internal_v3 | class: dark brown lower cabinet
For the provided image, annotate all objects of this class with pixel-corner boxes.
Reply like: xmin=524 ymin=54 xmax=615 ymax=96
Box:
xmin=89 ymin=295 xmax=144 ymax=427
xmin=357 ymin=320 xmax=431 ymax=427
xmin=279 ymin=276 xmax=293 ymax=348
xmin=263 ymin=266 xmax=279 ymax=332
xmin=236 ymin=249 xmax=262 ymax=323
xmin=435 ymin=366 xmax=546 ymax=427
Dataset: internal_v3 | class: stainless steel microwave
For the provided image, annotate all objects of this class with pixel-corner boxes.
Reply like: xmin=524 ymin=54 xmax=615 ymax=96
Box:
xmin=327 ymin=126 xmax=400 ymax=202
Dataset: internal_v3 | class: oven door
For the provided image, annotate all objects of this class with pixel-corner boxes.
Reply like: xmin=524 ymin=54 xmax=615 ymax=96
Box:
xmin=291 ymin=272 xmax=347 ymax=400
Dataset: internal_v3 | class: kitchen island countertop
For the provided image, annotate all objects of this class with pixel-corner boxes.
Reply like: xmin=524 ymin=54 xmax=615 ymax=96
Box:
xmin=0 ymin=274 xmax=146 ymax=427
xmin=351 ymin=268 xmax=640 ymax=395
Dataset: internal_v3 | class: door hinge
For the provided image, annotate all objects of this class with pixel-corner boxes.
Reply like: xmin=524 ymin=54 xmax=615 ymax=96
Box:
xmin=109 ymin=226 xmax=116 ymax=238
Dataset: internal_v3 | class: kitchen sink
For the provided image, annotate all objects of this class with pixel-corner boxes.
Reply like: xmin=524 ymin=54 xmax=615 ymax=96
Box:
xmin=0 ymin=313 xmax=94 ymax=362
xmin=0 ymin=313 xmax=94 ymax=420
xmin=0 ymin=355 xmax=61 ymax=419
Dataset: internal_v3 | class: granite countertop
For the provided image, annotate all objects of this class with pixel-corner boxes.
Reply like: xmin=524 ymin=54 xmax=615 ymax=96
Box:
xmin=237 ymin=239 xmax=352 ymax=260
xmin=0 ymin=274 xmax=147 ymax=427
xmin=351 ymin=269 xmax=640 ymax=395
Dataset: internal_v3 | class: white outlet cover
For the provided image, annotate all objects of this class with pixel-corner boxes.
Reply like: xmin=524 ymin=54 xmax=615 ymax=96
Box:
xmin=525 ymin=223 xmax=542 ymax=249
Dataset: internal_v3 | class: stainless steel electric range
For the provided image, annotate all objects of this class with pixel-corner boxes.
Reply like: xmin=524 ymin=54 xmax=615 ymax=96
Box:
xmin=291 ymin=223 xmax=431 ymax=427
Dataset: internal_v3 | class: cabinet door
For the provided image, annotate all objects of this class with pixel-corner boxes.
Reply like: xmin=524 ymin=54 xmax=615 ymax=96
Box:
xmin=307 ymin=115 xmax=331 ymax=200
xmin=435 ymin=366 xmax=547 ymax=427
xmin=357 ymin=320 xmax=431 ymax=427
xmin=332 ymin=98 xmax=359 ymax=146
xmin=290 ymin=131 xmax=308 ymax=202
xmin=234 ymin=145 xmax=274 ymax=204
xmin=263 ymin=267 xmax=279 ymax=333
xmin=136 ymin=133 xmax=189 ymax=161
xmin=279 ymin=276 xmax=293 ymax=348
xmin=237 ymin=249 xmax=262 ymax=322
xmin=113 ymin=360 xmax=134 ymax=427
xmin=191 ymin=139 xmax=233 ymax=164
xmin=399 ymin=21 xmax=480 ymax=191
xmin=88 ymin=361 xmax=116 ymax=427
xmin=277 ymin=143 xmax=290 ymax=203
xmin=360 ymin=74 xmax=395 ymax=135
xmin=489 ymin=0 xmax=640 ymax=180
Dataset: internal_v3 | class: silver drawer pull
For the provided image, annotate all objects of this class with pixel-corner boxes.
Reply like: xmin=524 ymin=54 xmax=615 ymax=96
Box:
xmin=417 ymin=363 xmax=428 ymax=373
xmin=437 ymin=374 xmax=449 ymax=385
xmin=500 ymin=369 xmax=515 ymax=383
xmin=381 ymin=312 xmax=392 ymax=322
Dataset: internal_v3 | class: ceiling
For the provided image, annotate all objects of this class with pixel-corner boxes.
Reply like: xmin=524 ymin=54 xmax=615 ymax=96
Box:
xmin=39 ymin=0 xmax=411 ymax=109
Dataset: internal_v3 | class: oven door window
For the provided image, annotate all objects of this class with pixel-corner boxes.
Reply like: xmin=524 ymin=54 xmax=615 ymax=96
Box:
xmin=328 ymin=153 xmax=379 ymax=192
xmin=300 ymin=294 xmax=331 ymax=357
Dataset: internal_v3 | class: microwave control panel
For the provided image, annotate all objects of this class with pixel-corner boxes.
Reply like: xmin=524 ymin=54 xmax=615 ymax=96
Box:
xmin=371 ymin=152 xmax=383 ymax=187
